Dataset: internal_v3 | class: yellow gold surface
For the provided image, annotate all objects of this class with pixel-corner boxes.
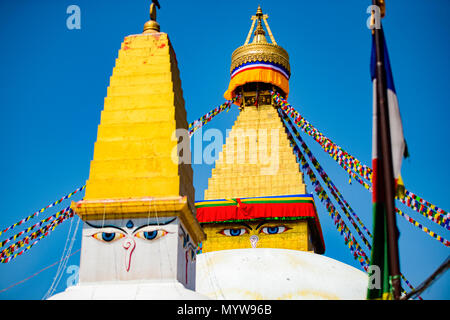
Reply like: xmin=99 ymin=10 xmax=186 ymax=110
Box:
xmin=81 ymin=32 xmax=197 ymax=236
xmin=201 ymin=220 xmax=311 ymax=253
xmin=204 ymin=104 xmax=305 ymax=200
xmin=230 ymin=43 xmax=290 ymax=74
xmin=84 ymin=33 xmax=194 ymax=207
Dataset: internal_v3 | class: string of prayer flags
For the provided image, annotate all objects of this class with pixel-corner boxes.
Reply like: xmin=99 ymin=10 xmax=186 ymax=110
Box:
xmin=0 ymin=209 xmax=73 ymax=264
xmin=271 ymin=91 xmax=449 ymax=231
xmin=396 ymin=207 xmax=449 ymax=247
xmin=0 ymin=207 xmax=68 ymax=249
xmin=0 ymin=186 xmax=85 ymax=237
xmin=279 ymin=109 xmax=373 ymax=249
xmin=279 ymin=110 xmax=370 ymax=271
xmin=188 ymin=95 xmax=241 ymax=136
xmin=398 ymin=193 xmax=449 ymax=230
xmin=0 ymin=207 xmax=71 ymax=260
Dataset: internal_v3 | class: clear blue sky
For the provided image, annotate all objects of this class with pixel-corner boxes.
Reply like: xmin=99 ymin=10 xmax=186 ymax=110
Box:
xmin=0 ymin=0 xmax=448 ymax=300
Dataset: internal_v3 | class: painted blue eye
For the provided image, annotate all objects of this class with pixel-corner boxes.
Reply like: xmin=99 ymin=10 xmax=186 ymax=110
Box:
xmin=230 ymin=229 xmax=241 ymax=236
xmin=267 ymin=227 xmax=279 ymax=234
xmin=143 ymin=231 xmax=158 ymax=240
xmin=260 ymin=226 xmax=289 ymax=235
xmin=219 ymin=228 xmax=247 ymax=236
xmin=92 ymin=232 xmax=125 ymax=242
xmin=135 ymin=229 xmax=169 ymax=241
xmin=102 ymin=233 xmax=115 ymax=241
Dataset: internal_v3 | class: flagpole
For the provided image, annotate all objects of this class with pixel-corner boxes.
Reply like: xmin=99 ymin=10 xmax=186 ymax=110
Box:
xmin=372 ymin=0 xmax=402 ymax=299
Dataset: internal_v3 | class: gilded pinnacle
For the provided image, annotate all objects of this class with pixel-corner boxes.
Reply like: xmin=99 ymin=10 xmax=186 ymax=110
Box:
xmin=256 ymin=5 xmax=263 ymax=16
xmin=143 ymin=3 xmax=160 ymax=33
xmin=230 ymin=6 xmax=289 ymax=74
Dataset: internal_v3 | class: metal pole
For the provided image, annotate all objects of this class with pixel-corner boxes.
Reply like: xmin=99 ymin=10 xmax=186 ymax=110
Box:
xmin=372 ymin=0 xmax=402 ymax=299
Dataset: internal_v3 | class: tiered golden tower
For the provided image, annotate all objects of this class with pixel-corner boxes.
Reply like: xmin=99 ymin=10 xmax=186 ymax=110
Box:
xmin=206 ymin=6 xmax=303 ymax=200
xmin=197 ymin=6 xmax=325 ymax=254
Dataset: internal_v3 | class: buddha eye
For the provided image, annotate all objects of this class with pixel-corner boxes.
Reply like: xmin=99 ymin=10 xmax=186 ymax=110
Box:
xmin=92 ymin=232 xmax=125 ymax=243
xmin=218 ymin=228 xmax=248 ymax=237
xmin=259 ymin=226 xmax=290 ymax=235
xmin=135 ymin=229 xmax=168 ymax=241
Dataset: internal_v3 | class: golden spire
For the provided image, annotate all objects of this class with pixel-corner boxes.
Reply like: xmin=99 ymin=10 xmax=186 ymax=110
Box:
xmin=143 ymin=2 xmax=160 ymax=33
xmin=244 ymin=5 xmax=278 ymax=45
xmin=227 ymin=6 xmax=290 ymax=83
xmin=252 ymin=5 xmax=267 ymax=43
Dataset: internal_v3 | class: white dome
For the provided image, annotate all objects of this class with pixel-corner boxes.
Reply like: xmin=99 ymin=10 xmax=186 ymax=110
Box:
xmin=49 ymin=279 xmax=210 ymax=300
xmin=196 ymin=248 xmax=368 ymax=300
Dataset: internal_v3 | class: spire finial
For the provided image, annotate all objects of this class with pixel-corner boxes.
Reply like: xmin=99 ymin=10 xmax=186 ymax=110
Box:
xmin=143 ymin=1 xmax=161 ymax=33
xmin=256 ymin=5 xmax=263 ymax=16
xmin=244 ymin=6 xmax=277 ymax=45
xmin=253 ymin=6 xmax=266 ymax=43
xmin=226 ymin=5 xmax=290 ymax=101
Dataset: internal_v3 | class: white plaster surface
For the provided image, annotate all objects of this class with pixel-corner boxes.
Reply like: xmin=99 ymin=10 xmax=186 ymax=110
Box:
xmin=196 ymin=248 xmax=368 ymax=300
xmin=49 ymin=279 xmax=210 ymax=300
xmin=50 ymin=248 xmax=368 ymax=300
xmin=79 ymin=217 xmax=181 ymax=283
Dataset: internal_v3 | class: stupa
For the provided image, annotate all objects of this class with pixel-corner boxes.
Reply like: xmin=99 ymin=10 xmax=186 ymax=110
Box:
xmin=50 ymin=3 xmax=207 ymax=300
xmin=194 ymin=6 xmax=368 ymax=300
xmin=49 ymin=4 xmax=368 ymax=300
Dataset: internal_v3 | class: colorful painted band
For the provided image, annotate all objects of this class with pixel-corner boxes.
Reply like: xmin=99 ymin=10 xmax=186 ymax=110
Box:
xmin=196 ymin=194 xmax=314 ymax=208
xmin=225 ymin=68 xmax=289 ymax=100
xmin=231 ymin=61 xmax=290 ymax=80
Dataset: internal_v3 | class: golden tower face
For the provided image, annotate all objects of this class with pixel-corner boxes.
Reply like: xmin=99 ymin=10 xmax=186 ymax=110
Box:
xmin=85 ymin=33 xmax=193 ymax=203
xmin=201 ymin=220 xmax=314 ymax=253
xmin=198 ymin=7 xmax=325 ymax=255
xmin=204 ymin=104 xmax=306 ymax=200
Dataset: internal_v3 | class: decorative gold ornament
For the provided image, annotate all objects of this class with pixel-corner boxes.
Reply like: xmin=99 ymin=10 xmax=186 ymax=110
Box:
xmin=230 ymin=6 xmax=290 ymax=74
xmin=143 ymin=3 xmax=160 ymax=33
xmin=230 ymin=43 xmax=290 ymax=75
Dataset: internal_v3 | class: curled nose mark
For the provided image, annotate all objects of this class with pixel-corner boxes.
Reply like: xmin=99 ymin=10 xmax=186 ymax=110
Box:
xmin=250 ymin=235 xmax=259 ymax=248
xmin=123 ymin=238 xmax=136 ymax=272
